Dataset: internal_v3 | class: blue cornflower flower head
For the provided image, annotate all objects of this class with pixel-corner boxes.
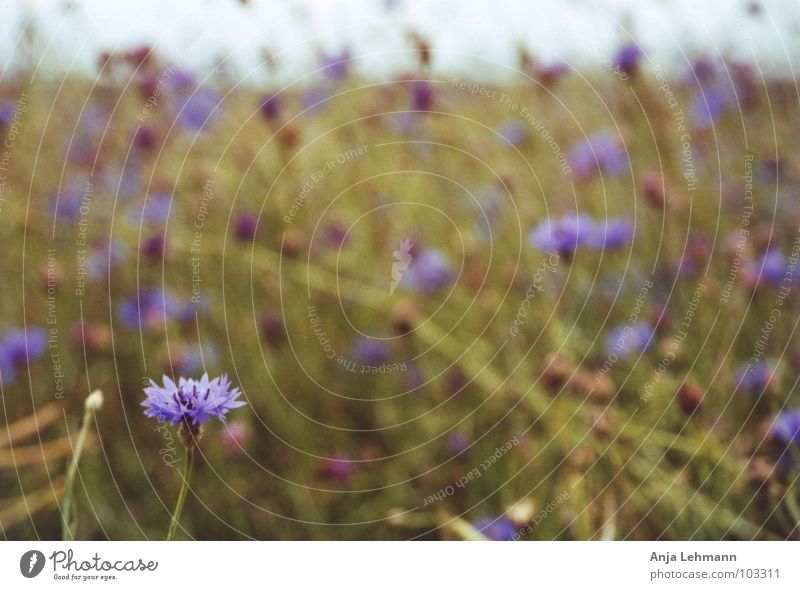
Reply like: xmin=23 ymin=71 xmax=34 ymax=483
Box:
xmin=588 ymin=217 xmax=635 ymax=251
xmin=613 ymin=43 xmax=642 ymax=76
xmin=126 ymin=192 xmax=172 ymax=228
xmin=0 ymin=100 xmax=16 ymax=129
xmin=410 ymin=80 xmax=434 ymax=111
xmin=446 ymin=432 xmax=469 ymax=455
xmin=568 ymin=131 xmax=628 ymax=181
xmin=734 ymin=360 xmax=776 ymax=396
xmin=352 ymin=338 xmax=390 ymax=365
xmin=496 ymin=119 xmax=528 ymax=147
xmin=473 ymin=516 xmax=517 ymax=541
xmin=301 ymin=85 xmax=330 ymax=114
xmin=604 ymin=321 xmax=653 ymax=359
xmin=86 ymin=239 xmax=128 ymax=280
xmin=0 ymin=327 xmax=47 ymax=382
xmin=743 ymin=249 xmax=786 ymax=288
xmin=403 ymin=250 xmax=454 ymax=293
xmin=259 ymin=93 xmax=281 ymax=121
xmin=118 ymin=289 xmax=178 ymax=331
xmin=52 ymin=181 xmax=90 ymax=221
xmin=320 ymin=455 xmax=354 ymax=482
xmin=771 ymin=409 xmax=800 ymax=447
xmin=320 ymin=49 xmax=352 ymax=82
xmin=690 ymin=83 xmax=733 ymax=129
xmin=234 ymin=210 xmax=259 ymax=242
xmin=142 ymin=374 xmax=245 ymax=445
xmin=529 ymin=213 xmax=596 ymax=257
xmin=174 ymin=86 xmax=221 ymax=132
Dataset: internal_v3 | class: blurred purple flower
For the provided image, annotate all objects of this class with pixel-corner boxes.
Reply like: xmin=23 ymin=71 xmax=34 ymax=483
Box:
xmin=132 ymin=125 xmax=157 ymax=151
xmin=743 ymin=249 xmax=786 ymax=288
xmin=497 ymin=119 xmax=528 ymax=146
xmin=447 ymin=432 xmax=469 ymax=455
xmin=321 ymin=454 xmax=354 ymax=482
xmin=403 ymin=250 xmax=454 ymax=293
xmin=352 ymin=338 xmax=390 ymax=365
xmin=118 ymin=289 xmax=178 ymax=330
xmin=0 ymin=100 xmax=16 ymax=129
xmin=734 ymin=360 xmax=775 ymax=395
xmin=142 ymin=373 xmax=245 ymax=426
xmin=141 ymin=233 xmax=167 ymax=260
xmin=529 ymin=213 xmax=595 ymax=256
xmin=473 ymin=516 xmax=517 ymax=541
xmin=771 ymin=409 xmax=800 ymax=447
xmin=86 ymin=239 xmax=128 ymax=280
xmin=320 ymin=49 xmax=352 ymax=82
xmin=568 ymin=131 xmax=628 ymax=181
xmin=604 ymin=321 xmax=653 ymax=359
xmin=613 ymin=43 xmax=642 ymax=76
xmin=589 ymin=218 xmax=634 ymax=250
xmin=0 ymin=328 xmax=47 ymax=383
xmin=690 ymin=83 xmax=733 ymax=128
xmin=234 ymin=211 xmax=259 ymax=242
xmin=259 ymin=93 xmax=281 ymax=121
xmin=126 ymin=192 xmax=172 ymax=227
xmin=302 ymin=86 xmax=330 ymax=114
xmin=410 ymin=81 xmax=434 ymax=111
xmin=174 ymin=86 xmax=221 ymax=132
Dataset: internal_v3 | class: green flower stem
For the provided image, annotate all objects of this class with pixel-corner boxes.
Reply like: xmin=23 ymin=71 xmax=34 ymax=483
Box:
xmin=62 ymin=390 xmax=103 ymax=541
xmin=166 ymin=445 xmax=195 ymax=541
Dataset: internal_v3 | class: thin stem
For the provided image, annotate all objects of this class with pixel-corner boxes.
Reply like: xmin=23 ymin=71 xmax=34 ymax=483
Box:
xmin=62 ymin=391 xmax=102 ymax=541
xmin=166 ymin=446 xmax=195 ymax=541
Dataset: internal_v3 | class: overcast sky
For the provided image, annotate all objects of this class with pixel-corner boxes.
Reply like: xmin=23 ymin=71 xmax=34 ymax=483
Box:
xmin=1 ymin=0 xmax=798 ymax=81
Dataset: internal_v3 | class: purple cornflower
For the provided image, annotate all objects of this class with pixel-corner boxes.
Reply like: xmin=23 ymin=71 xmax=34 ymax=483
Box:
xmin=132 ymin=125 xmax=157 ymax=151
xmin=352 ymin=338 xmax=390 ymax=365
xmin=142 ymin=374 xmax=245 ymax=439
xmin=126 ymin=192 xmax=172 ymax=227
xmin=410 ymin=81 xmax=434 ymax=111
xmin=234 ymin=211 xmax=259 ymax=242
xmin=86 ymin=239 xmax=128 ymax=280
xmin=496 ymin=119 xmax=528 ymax=146
xmin=402 ymin=250 xmax=454 ymax=293
xmin=447 ymin=432 xmax=469 ymax=455
xmin=743 ymin=249 xmax=786 ymax=288
xmin=0 ymin=100 xmax=16 ymax=129
xmin=321 ymin=455 xmax=354 ymax=482
xmin=771 ymin=409 xmax=800 ymax=447
xmin=589 ymin=218 xmax=634 ymax=250
xmin=473 ymin=516 xmax=517 ymax=541
xmin=734 ymin=360 xmax=775 ymax=395
xmin=0 ymin=328 xmax=47 ymax=383
xmin=118 ymin=289 xmax=178 ymax=330
xmin=259 ymin=93 xmax=281 ymax=121
xmin=320 ymin=49 xmax=352 ymax=82
xmin=174 ymin=86 xmax=221 ymax=132
xmin=568 ymin=131 xmax=628 ymax=181
xmin=612 ymin=43 xmax=642 ymax=76
xmin=690 ymin=83 xmax=733 ymax=128
xmin=302 ymin=86 xmax=330 ymax=114
xmin=529 ymin=213 xmax=595 ymax=256
xmin=604 ymin=321 xmax=653 ymax=359
xmin=52 ymin=182 xmax=89 ymax=221
xmin=141 ymin=234 xmax=167 ymax=260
